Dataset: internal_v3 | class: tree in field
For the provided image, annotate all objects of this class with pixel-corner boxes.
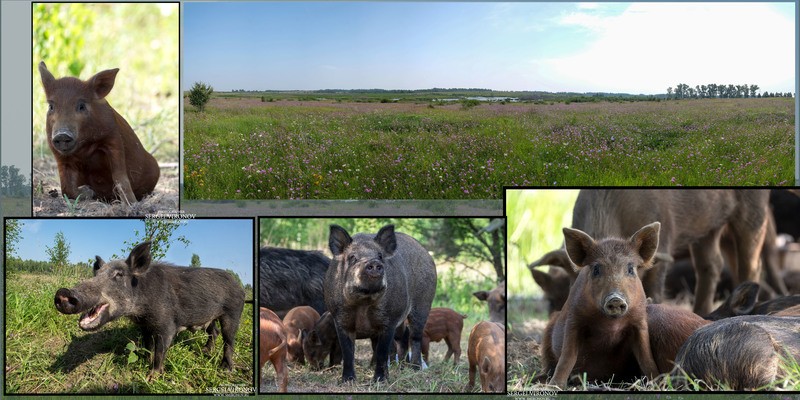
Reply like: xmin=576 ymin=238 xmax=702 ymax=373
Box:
xmin=115 ymin=219 xmax=190 ymax=261
xmin=191 ymin=253 xmax=201 ymax=267
xmin=666 ymin=87 xmax=673 ymax=99
xmin=432 ymin=218 xmax=506 ymax=282
xmin=46 ymin=231 xmax=71 ymax=274
xmin=5 ymin=219 xmax=22 ymax=258
xmin=188 ymin=81 xmax=213 ymax=112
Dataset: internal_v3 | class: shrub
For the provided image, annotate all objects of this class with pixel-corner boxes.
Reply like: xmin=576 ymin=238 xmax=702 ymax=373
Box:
xmin=188 ymin=81 xmax=213 ymax=112
xmin=460 ymin=99 xmax=480 ymax=110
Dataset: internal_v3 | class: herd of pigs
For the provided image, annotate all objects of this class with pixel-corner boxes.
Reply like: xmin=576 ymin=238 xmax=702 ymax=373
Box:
xmin=52 ymin=224 xmax=505 ymax=393
xmin=258 ymin=224 xmax=506 ymax=392
xmin=526 ymin=189 xmax=800 ymax=390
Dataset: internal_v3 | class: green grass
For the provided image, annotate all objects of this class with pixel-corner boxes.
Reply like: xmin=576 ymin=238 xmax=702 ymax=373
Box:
xmin=5 ymin=272 xmax=253 ymax=394
xmin=506 ymin=189 xmax=578 ymax=297
xmin=184 ymin=97 xmax=794 ymax=200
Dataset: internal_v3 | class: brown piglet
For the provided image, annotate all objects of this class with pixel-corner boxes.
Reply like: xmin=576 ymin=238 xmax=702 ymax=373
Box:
xmin=282 ymin=306 xmax=320 ymax=364
xmin=542 ymin=222 xmax=661 ymax=388
xmin=467 ymin=321 xmax=505 ymax=393
xmin=473 ymin=281 xmax=506 ymax=324
xmin=38 ymin=62 xmax=159 ymax=203
xmin=260 ymin=307 xmax=288 ymax=392
xmin=422 ymin=307 xmax=467 ymax=365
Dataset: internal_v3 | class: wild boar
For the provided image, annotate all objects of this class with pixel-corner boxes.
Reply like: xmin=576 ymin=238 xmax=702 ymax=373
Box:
xmin=473 ymin=281 xmax=506 ymax=324
xmin=38 ymin=62 xmax=159 ymax=203
xmin=672 ymin=315 xmax=800 ymax=390
xmin=541 ymin=223 xmax=661 ymax=388
xmin=53 ymin=241 xmax=244 ymax=377
xmin=324 ymin=224 xmax=436 ymax=383
xmin=282 ymin=306 xmax=320 ymax=364
xmin=260 ymin=307 xmax=288 ymax=393
xmin=467 ymin=321 xmax=505 ymax=393
xmin=705 ymin=281 xmax=800 ymax=320
xmin=536 ymin=189 xmax=769 ymax=315
xmin=259 ymin=247 xmax=329 ymax=318
xmin=421 ymin=307 xmax=467 ymax=365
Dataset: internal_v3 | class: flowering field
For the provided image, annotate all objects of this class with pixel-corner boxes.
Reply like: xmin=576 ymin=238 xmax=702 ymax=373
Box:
xmin=183 ymin=97 xmax=794 ymax=200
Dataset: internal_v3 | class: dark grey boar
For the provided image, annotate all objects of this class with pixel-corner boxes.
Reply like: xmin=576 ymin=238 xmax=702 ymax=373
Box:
xmin=324 ymin=224 xmax=436 ymax=383
xmin=259 ymin=247 xmax=330 ymax=317
xmin=472 ymin=281 xmax=506 ymax=324
xmin=536 ymin=189 xmax=769 ymax=315
xmin=705 ymin=281 xmax=800 ymax=320
xmin=672 ymin=315 xmax=800 ymax=390
xmin=54 ymin=241 xmax=244 ymax=377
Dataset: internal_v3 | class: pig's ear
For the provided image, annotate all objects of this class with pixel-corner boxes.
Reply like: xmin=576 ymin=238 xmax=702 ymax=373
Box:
xmin=530 ymin=268 xmax=554 ymax=291
xmin=127 ymin=241 xmax=152 ymax=275
xmin=93 ymin=255 xmax=104 ymax=275
xmin=728 ymin=281 xmax=759 ymax=316
xmin=473 ymin=290 xmax=488 ymax=301
xmin=89 ymin=68 xmax=119 ymax=99
xmin=563 ymin=227 xmax=595 ymax=269
xmin=329 ymin=225 xmax=352 ymax=256
xmin=481 ymin=355 xmax=492 ymax=375
xmin=629 ymin=222 xmax=660 ymax=267
xmin=39 ymin=61 xmax=55 ymax=93
xmin=374 ymin=225 xmax=397 ymax=256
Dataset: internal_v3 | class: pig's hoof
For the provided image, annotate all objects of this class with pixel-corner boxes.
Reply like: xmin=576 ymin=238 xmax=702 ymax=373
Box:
xmin=221 ymin=359 xmax=234 ymax=370
xmin=77 ymin=185 xmax=95 ymax=200
xmin=48 ymin=189 xmax=59 ymax=198
xmin=372 ymin=373 xmax=387 ymax=383
xmin=341 ymin=374 xmax=356 ymax=384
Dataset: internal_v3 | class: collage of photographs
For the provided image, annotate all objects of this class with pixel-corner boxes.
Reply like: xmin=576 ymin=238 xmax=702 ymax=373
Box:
xmin=0 ymin=1 xmax=798 ymax=399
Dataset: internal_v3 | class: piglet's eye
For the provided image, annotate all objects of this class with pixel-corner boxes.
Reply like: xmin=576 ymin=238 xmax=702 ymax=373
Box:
xmin=592 ymin=264 xmax=601 ymax=277
xmin=347 ymin=255 xmax=357 ymax=265
xmin=627 ymin=263 xmax=635 ymax=275
xmin=77 ymin=102 xmax=87 ymax=112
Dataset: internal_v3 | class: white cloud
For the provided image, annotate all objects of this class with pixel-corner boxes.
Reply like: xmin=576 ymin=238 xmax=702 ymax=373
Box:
xmin=540 ymin=3 xmax=795 ymax=93
xmin=22 ymin=220 xmax=41 ymax=234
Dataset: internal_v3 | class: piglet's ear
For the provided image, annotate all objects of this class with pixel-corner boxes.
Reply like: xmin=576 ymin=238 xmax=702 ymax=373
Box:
xmin=90 ymin=68 xmax=119 ymax=99
xmin=329 ymin=225 xmax=352 ymax=256
xmin=127 ymin=241 xmax=152 ymax=276
xmin=629 ymin=222 xmax=660 ymax=268
xmin=374 ymin=225 xmax=397 ymax=256
xmin=39 ymin=61 xmax=55 ymax=94
xmin=563 ymin=227 xmax=596 ymax=270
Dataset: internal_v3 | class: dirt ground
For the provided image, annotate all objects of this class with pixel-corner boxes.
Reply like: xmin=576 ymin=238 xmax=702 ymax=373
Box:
xmin=32 ymin=157 xmax=178 ymax=216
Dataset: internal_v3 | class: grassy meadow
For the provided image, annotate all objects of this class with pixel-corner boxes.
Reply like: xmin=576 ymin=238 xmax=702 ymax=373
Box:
xmin=184 ymin=97 xmax=794 ymax=200
xmin=5 ymin=270 xmax=254 ymax=394
xmin=505 ymin=189 xmax=800 ymax=392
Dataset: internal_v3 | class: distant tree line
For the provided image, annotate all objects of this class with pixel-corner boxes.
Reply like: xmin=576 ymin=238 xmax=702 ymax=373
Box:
xmin=1 ymin=165 xmax=29 ymax=197
xmin=666 ymin=83 xmax=794 ymax=100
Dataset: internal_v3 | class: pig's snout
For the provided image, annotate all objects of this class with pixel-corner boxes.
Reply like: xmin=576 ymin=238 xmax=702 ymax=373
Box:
xmin=603 ymin=293 xmax=628 ymax=316
xmin=363 ymin=261 xmax=384 ymax=280
xmin=54 ymin=288 xmax=81 ymax=314
xmin=51 ymin=129 xmax=76 ymax=153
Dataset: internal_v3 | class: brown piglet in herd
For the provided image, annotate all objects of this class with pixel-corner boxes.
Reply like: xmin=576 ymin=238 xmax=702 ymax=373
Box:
xmin=282 ymin=306 xmax=320 ymax=364
xmin=422 ymin=307 xmax=467 ymax=365
xmin=38 ymin=62 xmax=159 ymax=204
xmin=542 ymin=222 xmax=661 ymax=388
xmin=259 ymin=307 xmax=288 ymax=392
xmin=467 ymin=321 xmax=505 ymax=393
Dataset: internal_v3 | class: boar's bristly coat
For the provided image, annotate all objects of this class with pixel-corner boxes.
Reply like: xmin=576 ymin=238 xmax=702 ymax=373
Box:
xmin=323 ymin=224 xmax=436 ymax=383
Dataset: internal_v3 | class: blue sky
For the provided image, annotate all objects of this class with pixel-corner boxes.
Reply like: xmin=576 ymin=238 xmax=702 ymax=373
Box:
xmin=183 ymin=2 xmax=795 ymax=94
xmin=10 ymin=219 xmax=254 ymax=285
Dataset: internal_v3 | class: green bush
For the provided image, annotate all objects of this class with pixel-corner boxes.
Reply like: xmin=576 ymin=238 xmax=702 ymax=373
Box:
xmin=188 ymin=81 xmax=213 ymax=112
